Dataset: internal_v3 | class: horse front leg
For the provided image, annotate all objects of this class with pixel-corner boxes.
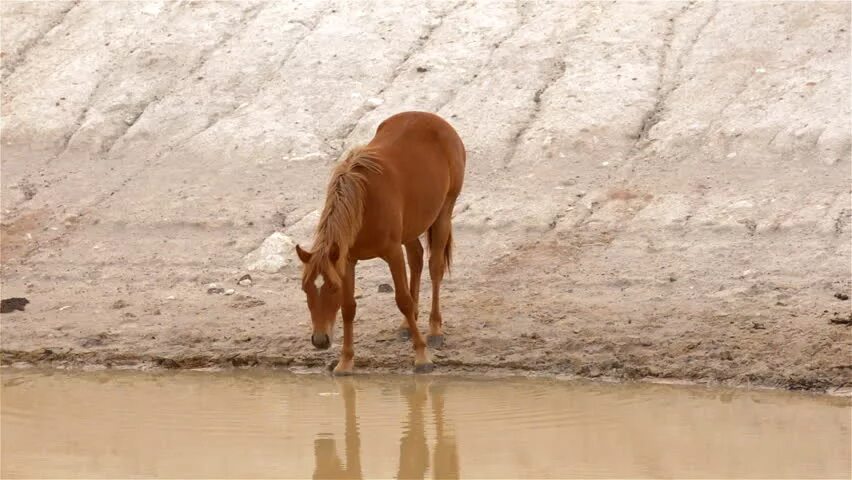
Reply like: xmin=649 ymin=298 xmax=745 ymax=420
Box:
xmin=333 ymin=260 xmax=357 ymax=376
xmin=384 ymin=245 xmax=433 ymax=373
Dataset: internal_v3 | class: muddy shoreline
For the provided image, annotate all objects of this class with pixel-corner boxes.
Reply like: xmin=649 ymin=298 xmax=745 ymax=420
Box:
xmin=3 ymin=340 xmax=850 ymax=395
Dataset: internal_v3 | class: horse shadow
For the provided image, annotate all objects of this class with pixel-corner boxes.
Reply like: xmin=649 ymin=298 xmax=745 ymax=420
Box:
xmin=313 ymin=377 xmax=459 ymax=480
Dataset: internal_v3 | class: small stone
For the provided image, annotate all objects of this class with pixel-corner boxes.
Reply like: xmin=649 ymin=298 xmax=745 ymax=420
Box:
xmin=1 ymin=298 xmax=30 ymax=313
xmin=752 ymin=322 xmax=766 ymax=330
xmin=224 ymin=289 xmax=236 ymax=296
xmin=377 ymin=283 xmax=393 ymax=293
xmin=834 ymin=292 xmax=849 ymax=301
xmin=238 ymin=274 xmax=253 ymax=286
xmin=366 ymin=97 xmax=384 ymax=107
xmin=207 ymin=287 xmax=225 ymax=295
xmin=111 ymin=299 xmax=129 ymax=309
xmin=416 ymin=66 xmax=428 ymax=73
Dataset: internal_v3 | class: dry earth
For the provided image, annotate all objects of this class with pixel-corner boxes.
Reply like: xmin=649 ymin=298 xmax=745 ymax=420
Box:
xmin=1 ymin=1 xmax=850 ymax=391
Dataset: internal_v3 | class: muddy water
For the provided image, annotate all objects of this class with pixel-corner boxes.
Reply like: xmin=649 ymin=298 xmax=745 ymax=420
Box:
xmin=1 ymin=370 xmax=849 ymax=479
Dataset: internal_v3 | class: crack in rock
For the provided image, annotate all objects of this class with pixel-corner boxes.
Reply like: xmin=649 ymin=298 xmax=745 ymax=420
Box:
xmin=435 ymin=1 xmax=532 ymax=114
xmin=634 ymin=2 xmax=718 ymax=148
xmin=102 ymin=2 xmax=268 ymax=160
xmin=1 ymin=1 xmax=80 ymax=81
xmin=179 ymin=3 xmax=334 ymax=149
xmin=500 ymin=4 xmax=601 ymax=170
xmin=336 ymin=0 xmax=467 ymax=148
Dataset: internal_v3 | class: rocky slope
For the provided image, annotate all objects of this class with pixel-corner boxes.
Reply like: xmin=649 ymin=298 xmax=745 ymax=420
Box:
xmin=2 ymin=1 xmax=850 ymax=391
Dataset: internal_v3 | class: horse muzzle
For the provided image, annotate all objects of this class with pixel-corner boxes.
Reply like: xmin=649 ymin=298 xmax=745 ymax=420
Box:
xmin=311 ymin=332 xmax=331 ymax=350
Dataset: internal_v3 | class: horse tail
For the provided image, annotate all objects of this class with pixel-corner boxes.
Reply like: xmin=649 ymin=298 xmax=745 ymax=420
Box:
xmin=444 ymin=229 xmax=453 ymax=275
xmin=427 ymin=225 xmax=453 ymax=276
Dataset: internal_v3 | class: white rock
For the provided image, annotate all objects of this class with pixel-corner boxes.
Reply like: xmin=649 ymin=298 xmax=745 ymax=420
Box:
xmin=224 ymin=288 xmax=235 ymax=295
xmin=243 ymin=232 xmax=296 ymax=273
xmin=141 ymin=2 xmax=163 ymax=16
xmin=366 ymin=97 xmax=384 ymax=107
xmin=285 ymin=210 xmax=320 ymax=246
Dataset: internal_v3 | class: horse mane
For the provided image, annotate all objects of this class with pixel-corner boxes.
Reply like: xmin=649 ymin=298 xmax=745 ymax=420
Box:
xmin=305 ymin=145 xmax=382 ymax=286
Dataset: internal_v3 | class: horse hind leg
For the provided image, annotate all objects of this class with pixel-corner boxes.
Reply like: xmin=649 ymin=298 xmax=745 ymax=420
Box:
xmin=384 ymin=245 xmax=433 ymax=373
xmin=397 ymin=239 xmax=424 ymax=341
xmin=426 ymin=202 xmax=454 ymax=348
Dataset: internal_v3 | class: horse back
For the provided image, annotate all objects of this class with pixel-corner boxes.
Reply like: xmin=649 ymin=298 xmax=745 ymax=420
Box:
xmin=354 ymin=112 xmax=465 ymax=253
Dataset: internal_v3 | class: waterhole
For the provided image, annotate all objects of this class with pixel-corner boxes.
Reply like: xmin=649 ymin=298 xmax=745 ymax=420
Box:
xmin=1 ymin=369 xmax=849 ymax=479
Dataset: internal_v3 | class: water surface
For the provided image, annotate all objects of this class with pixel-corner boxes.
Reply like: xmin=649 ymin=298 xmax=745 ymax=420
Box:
xmin=1 ymin=369 xmax=849 ymax=478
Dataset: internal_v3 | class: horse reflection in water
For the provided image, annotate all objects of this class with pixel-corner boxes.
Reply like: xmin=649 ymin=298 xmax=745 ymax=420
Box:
xmin=313 ymin=378 xmax=459 ymax=480
xmin=313 ymin=378 xmax=362 ymax=480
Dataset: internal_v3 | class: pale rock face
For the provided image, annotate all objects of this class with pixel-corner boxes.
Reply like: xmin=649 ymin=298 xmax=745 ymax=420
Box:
xmin=0 ymin=1 xmax=849 ymax=388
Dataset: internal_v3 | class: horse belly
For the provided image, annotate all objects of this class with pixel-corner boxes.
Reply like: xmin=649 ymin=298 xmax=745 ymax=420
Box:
xmin=399 ymin=165 xmax=449 ymax=242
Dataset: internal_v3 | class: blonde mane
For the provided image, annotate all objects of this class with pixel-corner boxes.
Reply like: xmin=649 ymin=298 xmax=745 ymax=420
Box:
xmin=305 ymin=145 xmax=382 ymax=286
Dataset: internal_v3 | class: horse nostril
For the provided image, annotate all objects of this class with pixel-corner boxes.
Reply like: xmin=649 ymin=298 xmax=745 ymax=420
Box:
xmin=311 ymin=333 xmax=330 ymax=350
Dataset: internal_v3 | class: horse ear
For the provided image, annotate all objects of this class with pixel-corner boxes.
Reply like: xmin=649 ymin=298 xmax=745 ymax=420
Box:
xmin=295 ymin=244 xmax=312 ymax=264
xmin=328 ymin=243 xmax=339 ymax=263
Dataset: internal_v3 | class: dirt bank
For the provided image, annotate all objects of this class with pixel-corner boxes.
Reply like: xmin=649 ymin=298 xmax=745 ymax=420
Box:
xmin=1 ymin=1 xmax=850 ymax=391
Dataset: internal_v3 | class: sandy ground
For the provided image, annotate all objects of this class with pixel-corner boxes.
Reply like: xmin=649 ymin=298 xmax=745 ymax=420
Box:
xmin=1 ymin=1 xmax=851 ymax=392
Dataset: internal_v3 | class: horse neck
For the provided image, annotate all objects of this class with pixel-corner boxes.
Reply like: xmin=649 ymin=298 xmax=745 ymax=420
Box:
xmin=315 ymin=162 xmax=370 ymax=263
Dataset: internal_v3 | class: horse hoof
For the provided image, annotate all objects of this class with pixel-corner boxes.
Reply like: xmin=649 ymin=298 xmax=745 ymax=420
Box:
xmin=414 ymin=362 xmax=435 ymax=374
xmin=397 ymin=328 xmax=411 ymax=341
xmin=427 ymin=335 xmax=444 ymax=348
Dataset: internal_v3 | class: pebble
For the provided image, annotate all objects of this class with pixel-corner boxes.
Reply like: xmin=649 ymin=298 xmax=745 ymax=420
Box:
xmin=238 ymin=274 xmax=253 ymax=286
xmin=377 ymin=283 xmax=393 ymax=293
xmin=207 ymin=286 xmax=225 ymax=295
xmin=224 ymin=289 xmax=236 ymax=296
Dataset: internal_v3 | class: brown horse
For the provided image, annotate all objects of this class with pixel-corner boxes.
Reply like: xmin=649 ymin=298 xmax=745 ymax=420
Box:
xmin=295 ymin=111 xmax=465 ymax=375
